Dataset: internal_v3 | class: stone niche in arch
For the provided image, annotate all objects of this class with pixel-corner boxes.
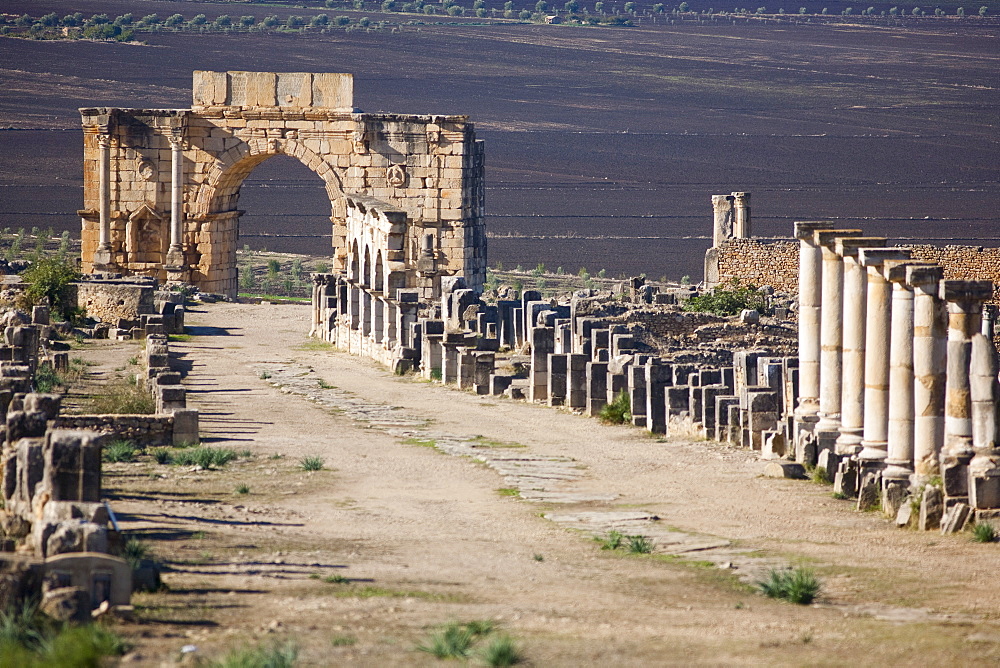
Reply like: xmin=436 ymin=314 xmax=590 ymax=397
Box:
xmin=79 ymin=71 xmax=487 ymax=298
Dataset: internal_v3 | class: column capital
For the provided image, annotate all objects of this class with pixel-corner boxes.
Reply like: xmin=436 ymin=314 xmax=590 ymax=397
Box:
xmin=712 ymin=194 xmax=734 ymax=211
xmin=884 ymin=260 xmax=934 ymax=284
xmin=813 ymin=229 xmax=862 ymax=249
xmin=906 ymin=264 xmax=944 ymax=289
xmin=793 ymin=220 xmax=834 ymax=241
xmin=859 ymin=247 xmax=909 ymax=268
xmin=940 ymin=280 xmax=993 ymax=304
xmin=96 ymin=133 xmax=112 ymax=148
xmin=834 ymin=236 xmax=887 ymax=259
xmin=731 ymin=191 xmax=750 ymax=204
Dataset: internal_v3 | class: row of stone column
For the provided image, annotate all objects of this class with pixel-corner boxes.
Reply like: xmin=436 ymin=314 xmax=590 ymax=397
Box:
xmin=792 ymin=221 xmax=1000 ymax=515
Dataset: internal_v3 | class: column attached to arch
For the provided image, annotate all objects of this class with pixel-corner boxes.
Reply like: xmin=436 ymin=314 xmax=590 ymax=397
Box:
xmin=166 ymin=128 xmax=186 ymax=271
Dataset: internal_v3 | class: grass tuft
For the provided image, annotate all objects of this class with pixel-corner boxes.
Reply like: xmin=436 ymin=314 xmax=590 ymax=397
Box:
xmin=153 ymin=448 xmax=171 ymax=464
xmin=757 ymin=567 xmax=821 ymax=604
xmin=207 ymin=640 xmax=298 ymax=668
xmin=597 ymin=530 xmax=624 ymax=550
xmin=235 ymin=483 xmax=250 ymax=495
xmin=299 ymin=456 xmax=324 ymax=471
xmin=972 ymin=522 xmax=997 ymax=543
xmin=121 ymin=537 xmax=151 ymax=569
xmin=479 ymin=634 xmax=523 ymax=667
xmin=102 ymin=440 xmax=137 ymax=463
xmin=627 ymin=534 xmax=655 ymax=554
xmin=598 ymin=390 xmax=631 ymax=425
xmin=417 ymin=620 xmax=496 ymax=660
xmin=89 ymin=376 xmax=155 ymax=414
xmin=170 ymin=447 xmax=237 ymax=469
xmin=497 ymin=488 xmax=520 ymax=497
xmin=331 ymin=635 xmax=356 ymax=647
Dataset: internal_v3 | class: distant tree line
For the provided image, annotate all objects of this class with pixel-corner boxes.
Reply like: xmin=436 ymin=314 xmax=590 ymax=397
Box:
xmin=0 ymin=2 xmax=988 ymax=39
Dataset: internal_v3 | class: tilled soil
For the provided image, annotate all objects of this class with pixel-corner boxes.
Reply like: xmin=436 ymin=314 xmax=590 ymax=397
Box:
xmin=85 ymin=301 xmax=1000 ymax=666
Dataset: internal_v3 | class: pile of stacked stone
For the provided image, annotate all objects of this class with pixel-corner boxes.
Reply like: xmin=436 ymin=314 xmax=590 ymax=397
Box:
xmin=0 ymin=393 xmax=131 ymax=619
xmin=787 ymin=221 xmax=1000 ymax=532
xmin=141 ymin=331 xmax=198 ymax=446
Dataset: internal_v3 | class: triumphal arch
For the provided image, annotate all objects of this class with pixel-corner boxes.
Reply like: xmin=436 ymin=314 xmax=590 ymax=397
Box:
xmin=79 ymin=71 xmax=486 ymax=299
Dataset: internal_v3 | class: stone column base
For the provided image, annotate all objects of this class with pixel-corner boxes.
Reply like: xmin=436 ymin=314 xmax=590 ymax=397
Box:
xmin=165 ymin=265 xmax=189 ymax=285
xmin=92 ymin=248 xmax=113 ymax=271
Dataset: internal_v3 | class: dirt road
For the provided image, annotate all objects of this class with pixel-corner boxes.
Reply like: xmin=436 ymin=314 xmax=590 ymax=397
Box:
xmin=103 ymin=301 xmax=1000 ymax=666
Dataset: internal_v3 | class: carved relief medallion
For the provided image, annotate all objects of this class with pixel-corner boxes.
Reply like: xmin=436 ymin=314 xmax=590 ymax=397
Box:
xmin=387 ymin=164 xmax=407 ymax=188
xmin=137 ymin=158 xmax=156 ymax=181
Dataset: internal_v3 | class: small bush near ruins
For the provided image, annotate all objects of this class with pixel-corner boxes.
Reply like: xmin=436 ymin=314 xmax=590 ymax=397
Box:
xmin=683 ymin=278 xmax=768 ymax=317
xmin=757 ymin=567 xmax=821 ymax=604
xmin=205 ymin=640 xmax=298 ymax=668
xmin=19 ymin=257 xmax=81 ymax=322
xmin=971 ymin=522 xmax=996 ymax=543
xmin=627 ymin=534 xmax=655 ymax=554
xmin=599 ymin=391 xmax=631 ymax=425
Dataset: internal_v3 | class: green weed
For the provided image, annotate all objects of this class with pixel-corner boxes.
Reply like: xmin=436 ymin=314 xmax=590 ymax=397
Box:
xmin=205 ymin=640 xmax=298 ymax=668
xmin=121 ymin=537 xmax=151 ymax=569
xmin=479 ymin=634 xmax=523 ymax=667
xmin=299 ymin=456 xmax=324 ymax=471
xmin=235 ymin=483 xmax=250 ymax=495
xmin=170 ymin=447 xmax=237 ymax=469
xmin=757 ymin=567 xmax=821 ymax=604
xmin=497 ymin=488 xmax=520 ymax=497
xmin=599 ymin=390 xmax=631 ymax=425
xmin=597 ymin=530 xmax=625 ymax=550
xmin=331 ymin=635 xmax=356 ymax=647
xmin=103 ymin=440 xmax=137 ymax=463
xmin=972 ymin=522 xmax=997 ymax=543
xmin=627 ymin=534 xmax=655 ymax=554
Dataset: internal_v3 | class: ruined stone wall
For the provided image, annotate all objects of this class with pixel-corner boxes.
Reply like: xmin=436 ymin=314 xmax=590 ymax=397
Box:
xmin=708 ymin=238 xmax=800 ymax=293
xmin=900 ymin=245 xmax=1000 ymax=302
xmin=75 ymin=281 xmax=154 ymax=323
xmin=708 ymin=239 xmax=1000 ymax=304
xmin=52 ymin=415 xmax=174 ymax=447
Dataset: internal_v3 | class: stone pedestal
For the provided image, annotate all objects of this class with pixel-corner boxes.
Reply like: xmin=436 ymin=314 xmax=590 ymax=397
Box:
xmin=940 ymin=280 xmax=993 ymax=504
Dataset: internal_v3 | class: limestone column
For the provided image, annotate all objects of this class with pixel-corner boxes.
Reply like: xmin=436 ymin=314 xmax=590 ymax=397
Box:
xmin=906 ymin=264 xmax=946 ymax=484
xmin=834 ymin=237 xmax=886 ymax=456
xmin=813 ymin=229 xmax=862 ymax=450
xmin=168 ymin=134 xmax=184 ymax=255
xmin=711 ymin=195 xmax=735 ymax=247
xmin=969 ymin=332 xmax=1000 ymax=509
xmin=732 ymin=192 xmax=751 ymax=238
xmin=93 ymin=132 xmax=113 ymax=267
xmin=792 ymin=221 xmax=834 ymax=442
xmin=857 ymin=249 xmax=908 ymax=466
xmin=884 ymin=260 xmax=917 ymax=482
xmin=940 ymin=280 xmax=993 ymax=504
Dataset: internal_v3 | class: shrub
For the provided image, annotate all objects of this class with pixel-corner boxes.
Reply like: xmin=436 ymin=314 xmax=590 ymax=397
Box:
xmin=103 ymin=440 xmax=137 ymax=463
xmin=972 ymin=522 xmax=996 ymax=543
xmin=417 ymin=621 xmax=495 ymax=659
xmin=683 ymin=278 xmax=768 ymax=316
xmin=599 ymin=390 xmax=631 ymax=425
xmin=0 ymin=600 xmax=127 ymax=665
xmin=300 ymin=456 xmax=324 ymax=471
xmin=19 ymin=257 xmax=80 ymax=321
xmin=153 ymin=448 xmax=171 ymax=464
xmin=757 ymin=567 xmax=820 ymax=604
